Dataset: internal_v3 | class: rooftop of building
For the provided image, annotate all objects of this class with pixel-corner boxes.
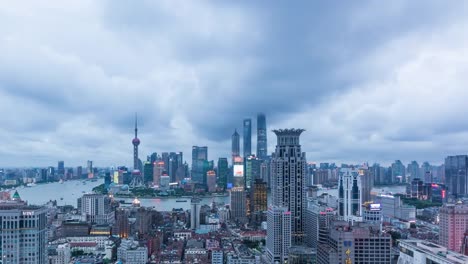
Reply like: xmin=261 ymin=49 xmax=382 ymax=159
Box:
xmin=399 ymin=240 xmax=468 ymax=264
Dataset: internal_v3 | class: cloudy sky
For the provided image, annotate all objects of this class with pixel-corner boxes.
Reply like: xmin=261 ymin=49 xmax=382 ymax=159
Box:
xmin=1 ymin=1 xmax=468 ymax=167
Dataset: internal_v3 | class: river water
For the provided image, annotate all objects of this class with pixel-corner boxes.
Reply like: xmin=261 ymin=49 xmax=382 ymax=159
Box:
xmin=11 ymin=179 xmax=406 ymax=211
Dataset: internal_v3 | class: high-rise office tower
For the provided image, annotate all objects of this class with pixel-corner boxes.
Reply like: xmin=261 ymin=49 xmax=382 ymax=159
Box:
xmin=191 ymin=146 xmax=208 ymax=185
xmin=317 ymin=222 xmax=392 ymax=264
xmin=243 ymin=119 xmax=252 ymax=158
xmin=230 ymin=187 xmax=247 ymax=223
xmin=392 ymin=160 xmax=406 ymax=183
xmin=338 ymin=167 xmax=362 ymax=223
xmin=257 ymin=113 xmax=267 ymax=159
xmin=439 ymin=202 xmax=468 ymax=252
xmin=143 ymin=161 xmax=154 ymax=184
xmin=232 ymin=129 xmax=240 ymax=163
xmin=217 ymin=158 xmax=229 ymax=190
xmin=206 ymin=170 xmax=217 ymax=192
xmin=250 ymin=179 xmax=267 ymax=226
xmin=58 ymin=161 xmax=65 ymax=176
xmin=191 ymin=198 xmax=201 ymax=230
xmin=0 ymin=201 xmax=48 ymax=264
xmin=266 ymin=206 xmax=292 ymax=263
xmin=86 ymin=160 xmax=93 ymax=177
xmin=76 ymin=166 xmax=83 ymax=179
xmin=271 ymin=129 xmax=307 ymax=245
xmin=407 ymin=161 xmax=420 ymax=181
xmin=245 ymin=155 xmax=261 ymax=189
xmin=305 ymin=201 xmax=336 ymax=249
xmin=445 ymin=155 xmax=468 ymax=198
xmin=79 ymin=194 xmax=115 ymax=225
xmin=359 ymin=165 xmax=373 ymax=203
xmin=132 ymin=114 xmax=141 ymax=170
xmin=115 ymin=208 xmax=130 ymax=238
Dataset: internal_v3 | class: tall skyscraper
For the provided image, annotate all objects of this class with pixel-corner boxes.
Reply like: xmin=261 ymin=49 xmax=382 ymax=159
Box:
xmin=266 ymin=206 xmax=292 ymax=263
xmin=230 ymin=187 xmax=247 ymax=223
xmin=245 ymin=155 xmax=261 ymax=189
xmin=115 ymin=208 xmax=130 ymax=238
xmin=256 ymin=113 xmax=267 ymax=159
xmin=271 ymin=129 xmax=307 ymax=245
xmin=191 ymin=198 xmax=201 ymax=230
xmin=439 ymin=202 xmax=468 ymax=252
xmin=338 ymin=167 xmax=362 ymax=223
xmin=359 ymin=165 xmax=373 ymax=203
xmin=217 ymin=158 xmax=229 ymax=190
xmin=232 ymin=129 xmax=240 ymax=163
xmin=305 ymin=201 xmax=336 ymax=249
xmin=391 ymin=160 xmax=406 ymax=183
xmin=445 ymin=155 xmax=468 ymax=198
xmin=132 ymin=114 xmax=141 ymax=170
xmin=407 ymin=161 xmax=420 ymax=181
xmin=0 ymin=201 xmax=48 ymax=264
xmin=243 ymin=119 xmax=252 ymax=158
xmin=58 ymin=160 xmax=65 ymax=176
xmin=250 ymin=179 xmax=267 ymax=226
xmin=191 ymin=146 xmax=208 ymax=185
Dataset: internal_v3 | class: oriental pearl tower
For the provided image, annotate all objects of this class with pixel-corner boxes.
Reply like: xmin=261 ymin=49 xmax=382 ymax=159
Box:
xmin=132 ymin=113 xmax=140 ymax=170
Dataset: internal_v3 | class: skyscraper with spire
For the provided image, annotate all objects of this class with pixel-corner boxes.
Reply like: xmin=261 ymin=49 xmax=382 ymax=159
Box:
xmin=132 ymin=114 xmax=140 ymax=170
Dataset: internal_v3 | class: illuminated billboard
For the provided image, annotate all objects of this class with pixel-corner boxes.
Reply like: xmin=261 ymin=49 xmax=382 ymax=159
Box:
xmin=233 ymin=165 xmax=244 ymax=177
xmin=370 ymin=203 xmax=381 ymax=211
xmin=113 ymin=171 xmax=119 ymax=183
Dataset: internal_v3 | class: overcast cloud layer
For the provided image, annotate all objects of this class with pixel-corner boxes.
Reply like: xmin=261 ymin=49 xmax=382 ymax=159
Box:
xmin=1 ymin=1 xmax=468 ymax=167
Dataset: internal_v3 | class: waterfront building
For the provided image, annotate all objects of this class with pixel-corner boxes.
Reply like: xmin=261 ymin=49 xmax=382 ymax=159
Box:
xmin=338 ymin=167 xmax=363 ymax=223
xmin=439 ymin=202 xmax=468 ymax=252
xmin=398 ymin=240 xmax=468 ymax=264
xmin=266 ymin=206 xmax=292 ymax=264
xmin=191 ymin=198 xmax=201 ymax=230
xmin=445 ymin=155 xmax=468 ymax=198
xmin=407 ymin=160 xmax=420 ymax=181
xmin=270 ymin=129 xmax=307 ymax=245
xmin=392 ymin=160 xmax=406 ymax=183
xmin=0 ymin=198 xmax=48 ymax=263
xmin=191 ymin=146 xmax=209 ymax=185
xmin=317 ymin=222 xmax=391 ymax=264
xmin=78 ymin=194 xmax=114 ymax=225
xmin=243 ymin=119 xmax=252 ymax=158
xmin=217 ymin=158 xmax=229 ymax=190
xmin=256 ymin=113 xmax=267 ymax=159
xmin=117 ymin=239 xmax=148 ymax=264
xmin=230 ymin=187 xmax=247 ymax=223
xmin=207 ymin=170 xmax=217 ymax=192
xmin=143 ymin=161 xmax=154 ymax=185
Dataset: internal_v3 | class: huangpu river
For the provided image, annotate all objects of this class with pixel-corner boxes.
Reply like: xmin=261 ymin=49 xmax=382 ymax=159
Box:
xmin=9 ymin=179 xmax=406 ymax=211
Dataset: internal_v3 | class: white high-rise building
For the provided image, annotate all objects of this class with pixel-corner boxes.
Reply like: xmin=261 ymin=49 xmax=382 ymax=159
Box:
xmin=191 ymin=198 xmax=201 ymax=230
xmin=117 ymin=239 xmax=148 ymax=264
xmin=270 ymin=129 xmax=307 ymax=245
xmin=338 ymin=167 xmax=363 ymax=223
xmin=0 ymin=196 xmax=48 ymax=263
xmin=266 ymin=206 xmax=292 ymax=264
xmin=79 ymin=194 xmax=115 ymax=225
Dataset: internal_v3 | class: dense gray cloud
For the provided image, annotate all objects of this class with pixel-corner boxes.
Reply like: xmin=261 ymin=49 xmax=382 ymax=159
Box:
xmin=0 ymin=1 xmax=467 ymax=167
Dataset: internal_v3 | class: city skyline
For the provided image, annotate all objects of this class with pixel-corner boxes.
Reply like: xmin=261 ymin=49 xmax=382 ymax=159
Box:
xmin=2 ymin=2 xmax=468 ymax=166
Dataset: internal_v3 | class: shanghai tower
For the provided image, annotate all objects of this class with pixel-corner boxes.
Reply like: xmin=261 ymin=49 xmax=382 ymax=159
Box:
xmin=270 ymin=129 xmax=307 ymax=245
xmin=256 ymin=113 xmax=267 ymax=159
